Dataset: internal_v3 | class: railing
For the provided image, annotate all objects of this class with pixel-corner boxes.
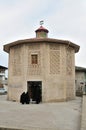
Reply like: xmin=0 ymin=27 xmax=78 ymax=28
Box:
xmin=0 ymin=73 xmax=5 ymax=76
xmin=0 ymin=79 xmax=8 ymax=84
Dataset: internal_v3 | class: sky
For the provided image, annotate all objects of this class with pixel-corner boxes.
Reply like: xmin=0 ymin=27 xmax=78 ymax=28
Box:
xmin=0 ymin=0 xmax=86 ymax=69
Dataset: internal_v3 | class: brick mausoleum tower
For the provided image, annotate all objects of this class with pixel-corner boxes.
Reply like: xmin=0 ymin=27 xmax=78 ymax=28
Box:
xmin=4 ymin=23 xmax=80 ymax=102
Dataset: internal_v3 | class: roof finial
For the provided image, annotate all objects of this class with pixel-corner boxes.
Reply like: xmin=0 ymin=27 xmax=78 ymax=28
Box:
xmin=40 ymin=20 xmax=44 ymax=26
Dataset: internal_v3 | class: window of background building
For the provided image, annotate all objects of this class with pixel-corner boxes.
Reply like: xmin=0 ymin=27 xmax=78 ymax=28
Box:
xmin=31 ymin=54 xmax=38 ymax=64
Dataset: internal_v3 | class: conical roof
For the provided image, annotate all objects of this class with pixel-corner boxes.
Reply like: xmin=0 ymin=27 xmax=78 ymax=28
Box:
xmin=35 ymin=26 xmax=49 ymax=33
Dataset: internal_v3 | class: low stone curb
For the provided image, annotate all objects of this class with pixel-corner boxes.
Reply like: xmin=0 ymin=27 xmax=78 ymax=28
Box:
xmin=80 ymin=95 xmax=86 ymax=130
xmin=0 ymin=127 xmax=59 ymax=130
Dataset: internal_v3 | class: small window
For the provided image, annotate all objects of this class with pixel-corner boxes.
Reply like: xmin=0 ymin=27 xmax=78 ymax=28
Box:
xmin=31 ymin=54 xmax=38 ymax=64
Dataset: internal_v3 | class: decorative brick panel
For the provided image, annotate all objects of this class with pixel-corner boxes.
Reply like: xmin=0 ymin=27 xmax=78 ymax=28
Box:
xmin=10 ymin=45 xmax=22 ymax=76
xmin=27 ymin=44 xmax=41 ymax=75
xmin=66 ymin=47 xmax=73 ymax=75
xmin=49 ymin=44 xmax=60 ymax=74
xmin=28 ymin=43 xmax=40 ymax=50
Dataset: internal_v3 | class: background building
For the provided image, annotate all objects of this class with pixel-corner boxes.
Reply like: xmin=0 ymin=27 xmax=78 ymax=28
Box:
xmin=4 ymin=25 xmax=80 ymax=102
xmin=75 ymin=66 xmax=86 ymax=96
xmin=0 ymin=65 xmax=8 ymax=88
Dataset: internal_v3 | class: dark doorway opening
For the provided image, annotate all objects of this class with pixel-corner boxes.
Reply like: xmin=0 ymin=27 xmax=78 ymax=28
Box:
xmin=27 ymin=81 xmax=42 ymax=103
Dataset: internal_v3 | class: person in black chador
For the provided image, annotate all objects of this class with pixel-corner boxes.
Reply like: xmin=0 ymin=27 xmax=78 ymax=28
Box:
xmin=35 ymin=87 xmax=41 ymax=104
xmin=20 ymin=92 xmax=25 ymax=104
xmin=25 ymin=92 xmax=30 ymax=104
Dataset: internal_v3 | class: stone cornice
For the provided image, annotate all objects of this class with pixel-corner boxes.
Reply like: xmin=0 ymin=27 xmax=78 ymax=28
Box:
xmin=3 ymin=38 xmax=80 ymax=53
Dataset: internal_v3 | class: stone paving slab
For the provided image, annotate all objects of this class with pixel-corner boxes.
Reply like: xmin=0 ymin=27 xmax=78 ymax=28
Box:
xmin=0 ymin=95 xmax=82 ymax=130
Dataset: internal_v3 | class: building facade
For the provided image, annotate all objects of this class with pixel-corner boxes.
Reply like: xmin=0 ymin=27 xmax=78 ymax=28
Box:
xmin=0 ymin=65 xmax=8 ymax=88
xmin=75 ymin=66 xmax=86 ymax=95
xmin=4 ymin=25 xmax=80 ymax=102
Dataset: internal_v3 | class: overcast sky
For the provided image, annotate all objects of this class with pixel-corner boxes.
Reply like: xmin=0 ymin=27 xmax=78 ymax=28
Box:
xmin=0 ymin=0 xmax=86 ymax=68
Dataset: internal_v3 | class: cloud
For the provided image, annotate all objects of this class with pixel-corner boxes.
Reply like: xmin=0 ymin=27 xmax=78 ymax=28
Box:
xmin=47 ymin=0 xmax=86 ymax=39
xmin=0 ymin=0 xmax=59 ymax=42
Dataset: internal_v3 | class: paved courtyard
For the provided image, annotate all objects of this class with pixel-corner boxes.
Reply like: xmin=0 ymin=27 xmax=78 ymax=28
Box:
xmin=0 ymin=95 xmax=82 ymax=130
